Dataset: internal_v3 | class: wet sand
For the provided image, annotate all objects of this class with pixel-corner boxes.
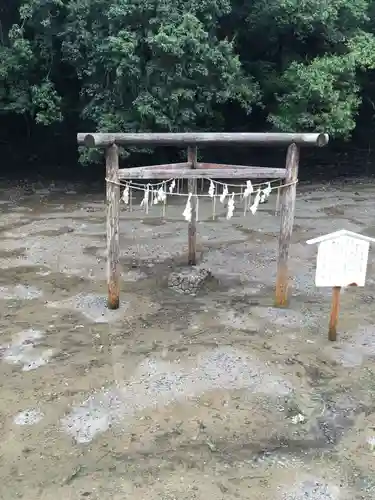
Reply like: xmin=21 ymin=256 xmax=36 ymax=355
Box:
xmin=1 ymin=179 xmax=375 ymax=499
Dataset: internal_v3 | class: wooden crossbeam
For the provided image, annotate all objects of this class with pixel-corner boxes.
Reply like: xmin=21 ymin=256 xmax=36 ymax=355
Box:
xmin=78 ymin=132 xmax=329 ymax=147
xmin=196 ymin=162 xmax=259 ymax=169
xmin=128 ymin=162 xmax=190 ymax=170
xmin=118 ymin=167 xmax=286 ymax=180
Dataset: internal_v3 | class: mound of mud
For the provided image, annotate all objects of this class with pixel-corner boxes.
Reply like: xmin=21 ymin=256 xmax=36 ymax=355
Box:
xmin=168 ymin=267 xmax=216 ymax=296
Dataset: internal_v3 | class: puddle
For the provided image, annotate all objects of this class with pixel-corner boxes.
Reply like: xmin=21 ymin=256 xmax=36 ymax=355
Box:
xmin=252 ymin=306 xmax=311 ymax=328
xmin=47 ymin=293 xmax=128 ymax=323
xmin=327 ymin=325 xmax=375 ymax=367
xmin=218 ymin=309 xmax=260 ymax=331
xmin=14 ymin=409 xmax=44 ymax=426
xmin=0 ymin=285 xmax=43 ymax=300
xmin=281 ymin=479 xmax=340 ymax=500
xmin=1 ymin=329 xmax=54 ymax=371
xmin=61 ymin=346 xmax=292 ymax=443
xmin=47 ymin=292 xmax=160 ymax=323
xmin=121 ymin=269 xmax=148 ymax=282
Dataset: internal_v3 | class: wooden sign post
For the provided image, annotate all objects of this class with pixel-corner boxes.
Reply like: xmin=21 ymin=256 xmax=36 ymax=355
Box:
xmin=328 ymin=286 xmax=341 ymax=341
xmin=307 ymin=230 xmax=375 ymax=341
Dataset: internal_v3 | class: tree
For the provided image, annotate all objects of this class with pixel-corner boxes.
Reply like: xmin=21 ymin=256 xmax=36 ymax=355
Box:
xmin=1 ymin=0 xmax=260 ymax=162
xmin=2 ymin=0 xmax=375 ymax=167
xmin=0 ymin=0 xmax=63 ymax=125
xmin=235 ymin=0 xmax=375 ymax=137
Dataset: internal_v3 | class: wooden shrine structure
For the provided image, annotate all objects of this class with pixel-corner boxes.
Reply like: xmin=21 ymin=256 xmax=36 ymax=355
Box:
xmin=77 ymin=132 xmax=329 ymax=310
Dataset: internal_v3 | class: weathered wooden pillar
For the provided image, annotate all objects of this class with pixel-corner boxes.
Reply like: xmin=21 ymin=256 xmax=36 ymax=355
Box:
xmin=275 ymin=143 xmax=299 ymax=307
xmin=187 ymin=145 xmax=197 ymax=265
xmin=106 ymin=144 xmax=120 ymax=309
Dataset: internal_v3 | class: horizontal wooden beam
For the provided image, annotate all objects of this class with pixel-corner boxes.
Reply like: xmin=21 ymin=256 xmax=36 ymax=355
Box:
xmin=128 ymin=162 xmax=190 ymax=170
xmin=118 ymin=167 xmax=286 ymax=180
xmin=196 ymin=162 xmax=257 ymax=169
xmin=118 ymin=163 xmax=189 ymax=179
xmin=78 ymin=132 xmax=329 ymax=148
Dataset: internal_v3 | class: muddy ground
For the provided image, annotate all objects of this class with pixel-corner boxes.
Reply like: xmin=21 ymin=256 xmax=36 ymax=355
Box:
xmin=1 ymin=178 xmax=375 ymax=499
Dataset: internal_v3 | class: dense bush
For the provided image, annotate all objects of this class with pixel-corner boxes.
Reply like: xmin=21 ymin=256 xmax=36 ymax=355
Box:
xmin=2 ymin=0 xmax=375 ymax=165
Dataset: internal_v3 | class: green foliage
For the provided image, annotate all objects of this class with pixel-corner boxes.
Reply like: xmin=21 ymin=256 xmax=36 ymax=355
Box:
xmin=60 ymin=0 xmax=259 ymax=138
xmin=238 ymin=0 xmax=375 ymax=137
xmin=0 ymin=4 xmax=63 ymax=124
xmin=2 ymin=0 xmax=375 ymax=163
xmin=269 ymin=32 xmax=375 ymax=137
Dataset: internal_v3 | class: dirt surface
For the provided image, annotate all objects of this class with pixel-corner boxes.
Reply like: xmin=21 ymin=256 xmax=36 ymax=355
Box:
xmin=1 ymin=178 xmax=375 ymax=499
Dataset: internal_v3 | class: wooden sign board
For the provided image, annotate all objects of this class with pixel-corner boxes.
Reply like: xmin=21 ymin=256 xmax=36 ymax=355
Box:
xmin=306 ymin=230 xmax=375 ymax=341
xmin=307 ymin=230 xmax=375 ymax=287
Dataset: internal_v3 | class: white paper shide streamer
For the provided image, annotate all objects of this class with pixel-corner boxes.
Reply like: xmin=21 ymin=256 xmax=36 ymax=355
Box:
xmin=116 ymin=176 xmax=293 ymax=222
xmin=153 ymin=189 xmax=159 ymax=205
xmin=226 ymin=192 xmax=235 ymax=219
xmin=263 ymin=181 xmax=271 ymax=198
xmin=183 ymin=193 xmax=193 ymax=222
xmin=260 ymin=181 xmax=271 ymax=203
xmin=122 ymin=184 xmax=129 ymax=204
xmin=250 ymin=188 xmax=261 ymax=215
xmin=220 ymin=184 xmax=228 ymax=203
xmin=243 ymin=180 xmax=253 ymax=199
xmin=157 ymin=185 xmax=166 ymax=203
xmin=140 ymin=183 xmax=150 ymax=209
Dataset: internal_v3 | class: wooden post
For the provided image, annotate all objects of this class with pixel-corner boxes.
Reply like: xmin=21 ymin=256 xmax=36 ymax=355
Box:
xmin=106 ymin=144 xmax=120 ymax=309
xmin=187 ymin=146 xmax=197 ymax=265
xmin=328 ymin=286 xmax=341 ymax=341
xmin=275 ymin=143 xmax=299 ymax=307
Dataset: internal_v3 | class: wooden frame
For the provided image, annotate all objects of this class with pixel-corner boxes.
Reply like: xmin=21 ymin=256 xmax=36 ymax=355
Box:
xmin=77 ymin=132 xmax=329 ymax=309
